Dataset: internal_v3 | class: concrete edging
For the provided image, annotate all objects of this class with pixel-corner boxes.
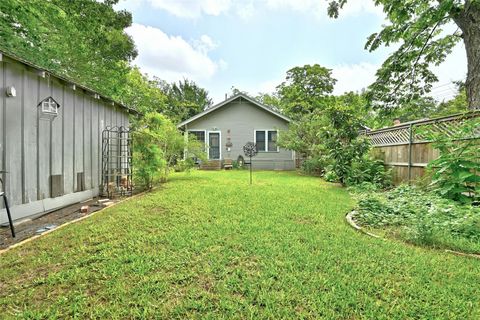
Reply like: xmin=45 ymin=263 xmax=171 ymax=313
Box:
xmin=0 ymin=188 xmax=154 ymax=255
xmin=345 ymin=210 xmax=480 ymax=260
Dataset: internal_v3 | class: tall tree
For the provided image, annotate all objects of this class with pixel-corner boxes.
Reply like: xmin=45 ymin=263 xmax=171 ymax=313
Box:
xmin=276 ymin=64 xmax=337 ymax=118
xmin=0 ymin=0 xmax=136 ymax=98
xmin=328 ymin=0 xmax=480 ymax=110
xmin=114 ymin=67 xmax=168 ymax=115
xmin=164 ymin=79 xmax=213 ymax=122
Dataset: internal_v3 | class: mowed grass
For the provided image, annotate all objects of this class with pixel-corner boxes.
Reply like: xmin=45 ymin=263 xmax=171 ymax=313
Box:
xmin=0 ymin=171 xmax=479 ymax=319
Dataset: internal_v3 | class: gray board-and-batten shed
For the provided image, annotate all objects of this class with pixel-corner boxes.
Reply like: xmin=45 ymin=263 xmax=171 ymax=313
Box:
xmin=178 ymin=93 xmax=295 ymax=170
xmin=0 ymin=51 xmax=134 ymax=224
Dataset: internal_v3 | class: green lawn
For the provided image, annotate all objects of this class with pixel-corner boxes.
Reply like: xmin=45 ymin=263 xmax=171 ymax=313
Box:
xmin=1 ymin=171 xmax=479 ymax=319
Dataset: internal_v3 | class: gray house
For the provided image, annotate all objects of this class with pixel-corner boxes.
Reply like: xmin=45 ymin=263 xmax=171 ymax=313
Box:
xmin=0 ymin=51 xmax=134 ymax=224
xmin=178 ymin=93 xmax=295 ymax=170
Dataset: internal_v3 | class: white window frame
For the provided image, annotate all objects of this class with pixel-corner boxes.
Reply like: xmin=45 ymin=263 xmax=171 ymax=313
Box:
xmin=41 ymin=98 xmax=59 ymax=115
xmin=254 ymin=129 xmax=279 ymax=153
xmin=207 ymin=130 xmax=222 ymax=160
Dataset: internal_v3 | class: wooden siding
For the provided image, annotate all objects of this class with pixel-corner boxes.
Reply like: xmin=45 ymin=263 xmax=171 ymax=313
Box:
xmin=0 ymin=57 xmax=130 ymax=223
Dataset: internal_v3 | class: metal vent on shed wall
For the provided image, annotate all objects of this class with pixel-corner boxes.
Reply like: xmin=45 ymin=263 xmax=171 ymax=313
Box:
xmin=50 ymin=175 xmax=64 ymax=198
xmin=76 ymin=172 xmax=85 ymax=192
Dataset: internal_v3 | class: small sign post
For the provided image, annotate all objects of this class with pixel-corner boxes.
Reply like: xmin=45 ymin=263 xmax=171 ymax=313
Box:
xmin=243 ymin=142 xmax=258 ymax=185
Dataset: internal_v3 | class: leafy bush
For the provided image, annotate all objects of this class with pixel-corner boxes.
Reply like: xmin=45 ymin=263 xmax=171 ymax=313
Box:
xmin=346 ymin=156 xmax=392 ymax=188
xmin=355 ymin=185 xmax=480 ymax=253
xmin=301 ymin=158 xmax=327 ymax=175
xmin=174 ymin=158 xmax=196 ymax=172
xmin=133 ymin=112 xmax=206 ymax=189
xmin=421 ymin=117 xmax=480 ymax=203
xmin=323 ymin=167 xmax=339 ymax=182
xmin=280 ymin=98 xmax=391 ymax=188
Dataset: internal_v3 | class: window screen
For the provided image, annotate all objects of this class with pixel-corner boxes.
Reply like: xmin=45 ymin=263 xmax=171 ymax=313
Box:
xmin=189 ymin=131 xmax=205 ymax=143
xmin=256 ymin=131 xmax=266 ymax=152
xmin=268 ymin=131 xmax=278 ymax=152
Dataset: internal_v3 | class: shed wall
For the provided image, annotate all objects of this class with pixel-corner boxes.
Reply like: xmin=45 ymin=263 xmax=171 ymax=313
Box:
xmin=0 ymin=58 xmax=130 ymax=224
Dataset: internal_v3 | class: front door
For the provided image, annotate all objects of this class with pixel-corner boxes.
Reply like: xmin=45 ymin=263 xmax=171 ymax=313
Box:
xmin=208 ymin=132 xmax=220 ymax=160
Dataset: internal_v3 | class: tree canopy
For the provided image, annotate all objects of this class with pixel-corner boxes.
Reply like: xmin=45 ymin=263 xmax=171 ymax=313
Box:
xmin=0 ymin=0 xmax=136 ymax=98
xmin=0 ymin=0 xmax=213 ymax=121
xmin=276 ymin=64 xmax=337 ymax=118
xmin=329 ymin=0 xmax=480 ymax=111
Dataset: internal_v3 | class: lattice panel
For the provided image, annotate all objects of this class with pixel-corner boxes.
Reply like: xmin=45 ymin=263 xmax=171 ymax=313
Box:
xmin=366 ymin=112 xmax=480 ymax=147
xmin=368 ymin=127 xmax=411 ymax=146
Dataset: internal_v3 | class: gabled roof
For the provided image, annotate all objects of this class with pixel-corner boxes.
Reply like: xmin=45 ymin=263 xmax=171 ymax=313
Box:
xmin=177 ymin=93 xmax=291 ymax=127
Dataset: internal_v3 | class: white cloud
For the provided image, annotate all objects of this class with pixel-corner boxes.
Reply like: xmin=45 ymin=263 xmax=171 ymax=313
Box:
xmin=430 ymin=42 xmax=467 ymax=101
xmin=236 ymin=1 xmax=256 ymax=20
xmin=332 ymin=62 xmax=379 ymax=95
xmin=117 ymin=0 xmax=383 ymax=19
xmin=264 ymin=0 xmax=383 ymax=19
xmin=145 ymin=0 xmax=232 ymax=18
xmin=126 ymin=23 xmax=226 ymax=82
xmin=330 ymin=40 xmax=467 ymax=100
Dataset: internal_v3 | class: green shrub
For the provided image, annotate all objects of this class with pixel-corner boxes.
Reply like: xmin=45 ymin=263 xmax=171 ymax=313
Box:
xmin=354 ymin=185 xmax=480 ymax=252
xmin=133 ymin=112 xmax=206 ymax=189
xmin=421 ymin=117 xmax=480 ymax=203
xmin=346 ymin=156 xmax=392 ymax=188
xmin=174 ymin=158 xmax=196 ymax=172
xmin=301 ymin=158 xmax=327 ymax=175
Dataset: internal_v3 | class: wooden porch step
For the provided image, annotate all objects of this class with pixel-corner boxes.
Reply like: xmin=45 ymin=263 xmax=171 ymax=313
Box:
xmin=200 ymin=160 xmax=222 ymax=170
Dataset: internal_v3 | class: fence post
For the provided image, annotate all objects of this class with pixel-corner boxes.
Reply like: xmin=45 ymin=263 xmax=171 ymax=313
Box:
xmin=408 ymin=123 xmax=413 ymax=184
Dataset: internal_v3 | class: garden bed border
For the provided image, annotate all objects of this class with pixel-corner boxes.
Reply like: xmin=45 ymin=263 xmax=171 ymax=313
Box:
xmin=345 ymin=210 xmax=480 ymax=260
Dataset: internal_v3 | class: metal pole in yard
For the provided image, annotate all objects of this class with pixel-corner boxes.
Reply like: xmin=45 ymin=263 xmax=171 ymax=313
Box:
xmin=250 ymin=156 xmax=252 ymax=185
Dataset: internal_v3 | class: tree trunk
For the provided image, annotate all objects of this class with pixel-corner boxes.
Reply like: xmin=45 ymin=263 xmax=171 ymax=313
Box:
xmin=454 ymin=1 xmax=480 ymax=110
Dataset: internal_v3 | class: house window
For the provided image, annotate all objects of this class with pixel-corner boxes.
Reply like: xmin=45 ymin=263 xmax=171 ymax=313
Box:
xmin=189 ymin=130 xmax=206 ymax=143
xmin=255 ymin=130 xmax=279 ymax=152
xmin=268 ymin=131 xmax=278 ymax=152
xmin=255 ymin=131 xmax=266 ymax=152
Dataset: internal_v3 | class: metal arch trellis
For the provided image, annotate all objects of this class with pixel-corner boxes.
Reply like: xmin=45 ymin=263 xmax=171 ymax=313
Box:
xmin=101 ymin=126 xmax=133 ymax=197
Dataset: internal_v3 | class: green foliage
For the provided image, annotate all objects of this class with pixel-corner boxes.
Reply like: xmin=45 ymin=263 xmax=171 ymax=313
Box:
xmin=320 ymin=102 xmax=371 ymax=184
xmin=435 ymin=87 xmax=469 ymax=117
xmin=133 ymin=112 xmax=206 ymax=188
xmin=162 ymin=79 xmax=213 ymax=122
xmin=280 ymin=93 xmax=391 ymax=187
xmin=0 ymin=0 xmax=136 ymax=98
xmin=421 ymin=117 xmax=480 ymax=203
xmin=276 ymin=64 xmax=337 ymax=118
xmin=355 ymin=185 xmax=480 ymax=253
xmin=174 ymin=158 xmax=196 ymax=173
xmin=115 ymin=67 xmax=168 ymax=114
xmin=345 ymin=156 xmax=392 ymax=188
xmin=328 ymin=0 xmax=480 ymax=111
xmin=254 ymin=92 xmax=283 ymax=110
xmin=301 ymin=158 xmax=328 ymax=176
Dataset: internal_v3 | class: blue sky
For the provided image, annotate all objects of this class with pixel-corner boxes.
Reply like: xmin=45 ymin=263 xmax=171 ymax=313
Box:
xmin=116 ymin=0 xmax=466 ymax=104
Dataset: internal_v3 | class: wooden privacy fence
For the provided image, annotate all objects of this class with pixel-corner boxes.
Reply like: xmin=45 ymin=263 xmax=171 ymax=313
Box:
xmin=365 ymin=112 xmax=480 ymax=185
